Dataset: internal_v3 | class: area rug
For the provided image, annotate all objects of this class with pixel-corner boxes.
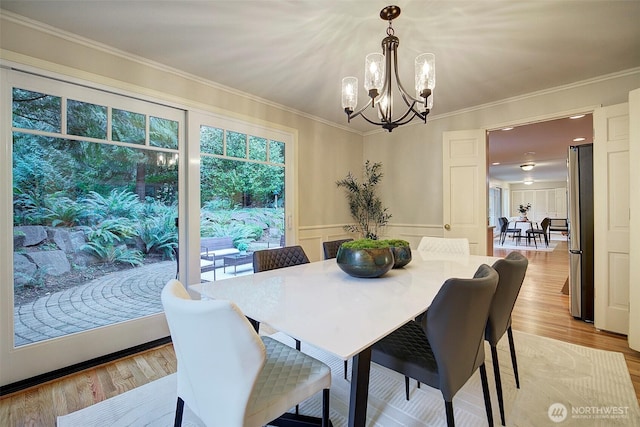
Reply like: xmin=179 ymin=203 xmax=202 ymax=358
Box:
xmin=494 ymin=238 xmax=559 ymax=252
xmin=57 ymin=331 xmax=640 ymax=427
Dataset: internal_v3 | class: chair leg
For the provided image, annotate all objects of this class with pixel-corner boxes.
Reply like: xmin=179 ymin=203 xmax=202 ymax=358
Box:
xmin=247 ymin=318 xmax=260 ymax=333
xmin=405 ymin=376 xmax=410 ymax=400
xmin=174 ymin=397 xmax=184 ymax=427
xmin=322 ymin=388 xmax=330 ymax=427
xmin=479 ymin=363 xmax=494 ymax=427
xmin=491 ymin=345 xmax=506 ymax=426
xmin=507 ymin=326 xmax=520 ymax=388
xmin=444 ymin=400 xmax=455 ymax=427
xmin=295 ymin=338 xmax=301 ymax=415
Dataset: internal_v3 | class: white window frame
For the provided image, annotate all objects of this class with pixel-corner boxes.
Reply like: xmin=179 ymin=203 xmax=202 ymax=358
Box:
xmin=0 ymin=65 xmax=297 ymax=387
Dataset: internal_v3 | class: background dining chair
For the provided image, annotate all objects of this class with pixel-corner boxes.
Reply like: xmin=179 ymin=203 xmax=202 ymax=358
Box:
xmin=415 ymin=236 xmax=471 ymax=324
xmin=499 ymin=217 xmax=522 ymax=245
xmin=322 ymin=238 xmax=353 ymax=260
xmin=253 ymin=245 xmax=310 ymax=272
xmin=252 ymin=245 xmax=310 ymax=351
xmin=486 ymin=252 xmax=529 ymax=426
xmin=526 ymin=217 xmax=550 ymax=248
xmin=161 ymin=279 xmax=331 ymax=427
xmin=322 ymin=238 xmax=353 ymax=379
xmin=417 ymin=236 xmax=470 ymax=255
xmin=371 ymin=265 xmax=499 ymax=427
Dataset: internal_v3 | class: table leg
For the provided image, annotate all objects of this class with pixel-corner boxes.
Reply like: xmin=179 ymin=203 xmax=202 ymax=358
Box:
xmin=348 ymin=346 xmax=371 ymax=427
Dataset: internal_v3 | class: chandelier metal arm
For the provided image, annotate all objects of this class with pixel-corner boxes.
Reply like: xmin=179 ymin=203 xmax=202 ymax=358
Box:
xmin=341 ymin=5 xmax=435 ymax=132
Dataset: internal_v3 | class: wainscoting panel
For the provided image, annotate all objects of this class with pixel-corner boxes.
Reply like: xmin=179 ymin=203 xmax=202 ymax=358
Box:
xmin=298 ymin=224 xmax=444 ymax=261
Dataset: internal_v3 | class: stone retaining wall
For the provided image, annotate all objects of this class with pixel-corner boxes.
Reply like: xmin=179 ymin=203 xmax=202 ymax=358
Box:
xmin=13 ymin=225 xmax=99 ymax=287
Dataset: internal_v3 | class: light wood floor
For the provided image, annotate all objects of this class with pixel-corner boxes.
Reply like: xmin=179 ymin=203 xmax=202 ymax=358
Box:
xmin=1 ymin=239 xmax=639 ymax=426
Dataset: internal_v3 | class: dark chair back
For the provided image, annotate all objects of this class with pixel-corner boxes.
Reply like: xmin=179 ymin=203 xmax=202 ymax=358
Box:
xmin=424 ymin=264 xmax=498 ymax=400
xmin=322 ymin=238 xmax=353 ymax=259
xmin=485 ymin=252 xmax=529 ymax=345
xmin=253 ymin=245 xmax=310 ymax=272
xmin=498 ymin=217 xmax=508 ymax=232
xmin=540 ymin=217 xmax=550 ymax=232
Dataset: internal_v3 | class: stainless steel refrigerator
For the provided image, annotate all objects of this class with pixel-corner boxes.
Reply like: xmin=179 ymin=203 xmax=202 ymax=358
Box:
xmin=567 ymin=143 xmax=594 ymax=321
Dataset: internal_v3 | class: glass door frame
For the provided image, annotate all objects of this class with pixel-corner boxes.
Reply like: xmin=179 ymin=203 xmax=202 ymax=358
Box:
xmin=0 ymin=67 xmax=185 ymax=387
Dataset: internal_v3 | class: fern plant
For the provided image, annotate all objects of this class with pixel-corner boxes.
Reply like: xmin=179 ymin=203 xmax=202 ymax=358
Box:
xmin=336 ymin=161 xmax=392 ymax=240
xmin=81 ymin=218 xmax=143 ymax=266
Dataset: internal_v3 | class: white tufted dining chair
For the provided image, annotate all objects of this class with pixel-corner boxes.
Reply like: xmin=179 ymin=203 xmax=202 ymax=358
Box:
xmin=417 ymin=236 xmax=471 ymax=255
xmin=161 ymin=279 xmax=331 ymax=427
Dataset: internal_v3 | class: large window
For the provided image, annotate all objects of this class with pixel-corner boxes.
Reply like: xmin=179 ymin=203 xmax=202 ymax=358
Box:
xmin=9 ymin=75 xmax=182 ymax=348
xmin=1 ymin=68 xmax=295 ymax=387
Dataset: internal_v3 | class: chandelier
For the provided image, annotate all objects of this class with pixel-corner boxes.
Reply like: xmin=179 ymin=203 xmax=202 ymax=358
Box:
xmin=341 ymin=5 xmax=435 ymax=132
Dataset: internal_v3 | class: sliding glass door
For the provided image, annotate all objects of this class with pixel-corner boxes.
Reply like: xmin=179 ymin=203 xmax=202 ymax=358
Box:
xmin=1 ymin=69 xmax=184 ymax=385
xmin=1 ymin=69 xmax=296 ymax=387
xmin=190 ymin=112 xmax=294 ymax=283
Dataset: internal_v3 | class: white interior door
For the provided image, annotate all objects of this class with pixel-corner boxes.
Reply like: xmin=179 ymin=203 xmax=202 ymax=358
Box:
xmin=593 ymin=103 xmax=630 ymax=335
xmin=442 ymin=129 xmax=488 ymax=255
xmin=628 ymin=88 xmax=640 ymax=351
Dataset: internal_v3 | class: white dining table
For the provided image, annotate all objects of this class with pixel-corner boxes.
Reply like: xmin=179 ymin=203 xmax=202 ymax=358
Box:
xmin=193 ymin=251 xmax=500 ymax=427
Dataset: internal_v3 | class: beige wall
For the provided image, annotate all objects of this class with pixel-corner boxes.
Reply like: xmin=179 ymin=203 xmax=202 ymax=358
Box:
xmin=364 ymin=71 xmax=640 ymax=237
xmin=2 ymin=14 xmax=639 ymax=253
xmin=0 ymin=15 xmax=363 ymax=240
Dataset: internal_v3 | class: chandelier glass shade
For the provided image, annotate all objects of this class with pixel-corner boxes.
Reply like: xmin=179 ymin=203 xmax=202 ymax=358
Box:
xmin=520 ymin=163 xmax=535 ymax=171
xmin=341 ymin=5 xmax=435 ymax=132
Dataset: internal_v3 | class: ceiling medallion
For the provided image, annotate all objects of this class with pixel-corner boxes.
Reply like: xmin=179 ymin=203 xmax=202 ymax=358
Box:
xmin=341 ymin=5 xmax=435 ymax=132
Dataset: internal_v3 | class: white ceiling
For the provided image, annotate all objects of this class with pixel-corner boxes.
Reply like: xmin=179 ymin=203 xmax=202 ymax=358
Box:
xmin=488 ymin=114 xmax=593 ymax=184
xmin=1 ymin=1 xmax=638 ymax=182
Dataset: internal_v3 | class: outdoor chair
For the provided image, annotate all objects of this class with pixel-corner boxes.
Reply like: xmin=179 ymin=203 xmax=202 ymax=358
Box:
xmin=161 ymin=279 xmax=331 ymax=427
xmin=486 ymin=252 xmax=529 ymax=426
xmin=371 ymin=265 xmax=499 ymax=427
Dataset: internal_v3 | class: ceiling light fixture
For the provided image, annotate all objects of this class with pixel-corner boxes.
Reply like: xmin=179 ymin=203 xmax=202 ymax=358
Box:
xmin=524 ymin=180 xmax=534 ymax=185
xmin=520 ymin=163 xmax=535 ymax=171
xmin=341 ymin=5 xmax=435 ymax=132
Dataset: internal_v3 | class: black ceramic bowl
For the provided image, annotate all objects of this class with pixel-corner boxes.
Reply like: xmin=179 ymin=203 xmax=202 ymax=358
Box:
xmin=336 ymin=247 xmax=395 ymax=278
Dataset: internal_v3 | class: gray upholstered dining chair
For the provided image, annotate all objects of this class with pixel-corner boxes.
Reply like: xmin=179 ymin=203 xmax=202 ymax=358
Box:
xmin=414 ymin=236 xmax=471 ymax=324
xmin=161 ymin=279 xmax=331 ymax=427
xmin=486 ymin=252 xmax=529 ymax=426
xmin=252 ymin=245 xmax=310 ymax=352
xmin=253 ymin=245 xmax=310 ymax=273
xmin=322 ymin=238 xmax=353 ymax=260
xmin=371 ymin=264 xmax=499 ymax=427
